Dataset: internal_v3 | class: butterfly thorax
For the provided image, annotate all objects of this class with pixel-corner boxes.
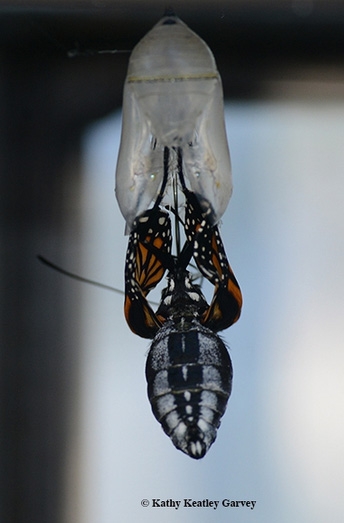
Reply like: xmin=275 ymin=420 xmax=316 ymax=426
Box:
xmin=156 ymin=267 xmax=208 ymax=324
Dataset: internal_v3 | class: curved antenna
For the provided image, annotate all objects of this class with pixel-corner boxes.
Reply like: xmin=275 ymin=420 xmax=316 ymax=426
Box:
xmin=38 ymin=255 xmax=161 ymax=306
xmin=37 ymin=255 xmax=123 ymax=294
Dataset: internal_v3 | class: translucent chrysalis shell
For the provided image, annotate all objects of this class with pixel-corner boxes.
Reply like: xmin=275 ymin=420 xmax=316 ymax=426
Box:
xmin=115 ymin=14 xmax=232 ymax=232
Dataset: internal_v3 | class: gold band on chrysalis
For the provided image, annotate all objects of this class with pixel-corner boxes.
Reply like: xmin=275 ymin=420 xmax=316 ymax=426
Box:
xmin=127 ymin=72 xmax=218 ymax=83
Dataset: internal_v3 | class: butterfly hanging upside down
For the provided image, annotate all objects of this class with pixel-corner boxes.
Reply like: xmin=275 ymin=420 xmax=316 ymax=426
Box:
xmin=116 ymin=12 xmax=242 ymax=459
xmin=124 ymin=146 xmax=242 ymax=459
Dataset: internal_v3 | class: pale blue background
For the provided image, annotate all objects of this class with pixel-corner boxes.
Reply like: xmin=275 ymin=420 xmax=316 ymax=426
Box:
xmin=62 ymin=98 xmax=344 ymax=522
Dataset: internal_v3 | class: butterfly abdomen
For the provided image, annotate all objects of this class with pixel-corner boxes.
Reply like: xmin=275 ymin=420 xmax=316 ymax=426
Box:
xmin=146 ymin=318 xmax=232 ymax=459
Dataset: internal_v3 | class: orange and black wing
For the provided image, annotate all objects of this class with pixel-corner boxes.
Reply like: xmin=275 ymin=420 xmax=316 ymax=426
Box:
xmin=124 ymin=208 xmax=172 ymax=339
xmin=183 ymin=189 xmax=242 ymax=332
xmin=197 ymin=224 xmax=242 ymax=331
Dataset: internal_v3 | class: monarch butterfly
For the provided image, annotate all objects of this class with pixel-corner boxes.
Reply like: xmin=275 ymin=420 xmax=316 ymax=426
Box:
xmin=123 ymin=146 xmax=242 ymax=458
xmin=117 ymin=13 xmax=242 ymax=458
xmin=115 ymin=12 xmax=232 ymax=233
xmin=124 ymin=146 xmax=241 ymax=338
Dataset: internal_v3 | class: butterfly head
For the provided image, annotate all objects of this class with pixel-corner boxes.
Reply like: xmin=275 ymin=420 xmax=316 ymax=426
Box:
xmin=156 ymin=267 xmax=208 ymax=323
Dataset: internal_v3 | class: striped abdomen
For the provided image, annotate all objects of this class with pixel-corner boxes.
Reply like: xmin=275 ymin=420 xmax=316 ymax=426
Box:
xmin=145 ymin=318 xmax=232 ymax=459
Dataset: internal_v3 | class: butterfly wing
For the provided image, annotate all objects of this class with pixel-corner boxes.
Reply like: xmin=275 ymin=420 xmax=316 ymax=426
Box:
xmin=183 ymin=188 xmax=242 ymax=331
xmin=196 ymin=224 xmax=242 ymax=331
xmin=124 ymin=208 xmax=172 ymax=339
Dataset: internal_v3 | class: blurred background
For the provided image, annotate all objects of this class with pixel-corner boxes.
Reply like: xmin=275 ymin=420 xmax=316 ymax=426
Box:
xmin=1 ymin=1 xmax=344 ymax=522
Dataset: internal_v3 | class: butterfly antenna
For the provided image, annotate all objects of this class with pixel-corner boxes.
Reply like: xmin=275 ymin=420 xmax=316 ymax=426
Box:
xmin=37 ymin=255 xmax=123 ymax=294
xmin=173 ymin=158 xmax=182 ymax=257
xmin=153 ymin=146 xmax=170 ymax=209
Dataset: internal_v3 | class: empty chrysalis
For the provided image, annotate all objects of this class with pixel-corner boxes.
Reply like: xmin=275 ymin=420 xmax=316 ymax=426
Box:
xmin=115 ymin=14 xmax=232 ymax=233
